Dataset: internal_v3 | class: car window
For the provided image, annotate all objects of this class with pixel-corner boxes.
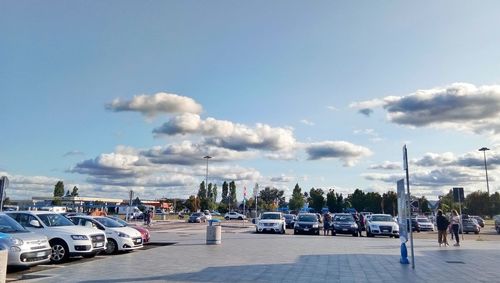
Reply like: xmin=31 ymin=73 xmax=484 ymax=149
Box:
xmin=371 ymin=215 xmax=393 ymax=222
xmin=0 ymin=215 xmax=29 ymax=233
xmin=334 ymin=215 xmax=354 ymax=222
xmin=297 ymin=215 xmax=316 ymax=222
xmin=261 ymin=213 xmax=280 ymax=220
xmin=95 ymin=217 xmax=124 ymax=228
xmin=38 ymin=214 xmax=74 ymax=227
xmin=11 ymin=213 xmax=39 ymax=228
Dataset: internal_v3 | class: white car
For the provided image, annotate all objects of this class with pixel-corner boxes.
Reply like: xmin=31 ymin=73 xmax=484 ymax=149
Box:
xmin=70 ymin=216 xmax=143 ymax=254
xmin=203 ymin=210 xmax=212 ymax=221
xmin=6 ymin=211 xmax=107 ymax=263
xmin=224 ymin=212 xmax=246 ymax=220
xmin=366 ymin=214 xmax=400 ymax=238
xmin=256 ymin=212 xmax=286 ymax=234
xmin=0 ymin=213 xmax=51 ymax=267
xmin=415 ymin=217 xmax=435 ymax=231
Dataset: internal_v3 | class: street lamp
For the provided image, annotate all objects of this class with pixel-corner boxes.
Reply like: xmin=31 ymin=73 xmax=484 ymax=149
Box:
xmin=478 ymin=147 xmax=490 ymax=196
xmin=203 ymin=155 xmax=212 ymax=193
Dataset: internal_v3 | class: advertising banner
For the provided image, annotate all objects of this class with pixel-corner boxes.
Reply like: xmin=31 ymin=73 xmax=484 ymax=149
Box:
xmin=397 ymin=179 xmax=408 ymax=242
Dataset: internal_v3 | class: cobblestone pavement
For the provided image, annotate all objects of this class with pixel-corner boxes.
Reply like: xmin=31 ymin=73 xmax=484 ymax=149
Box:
xmin=21 ymin=222 xmax=500 ymax=282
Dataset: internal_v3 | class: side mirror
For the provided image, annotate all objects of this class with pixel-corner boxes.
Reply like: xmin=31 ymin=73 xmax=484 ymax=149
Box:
xmin=29 ymin=219 xmax=42 ymax=228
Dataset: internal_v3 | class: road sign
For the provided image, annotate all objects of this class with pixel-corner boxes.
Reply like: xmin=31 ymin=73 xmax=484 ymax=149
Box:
xmin=453 ymin=187 xmax=464 ymax=202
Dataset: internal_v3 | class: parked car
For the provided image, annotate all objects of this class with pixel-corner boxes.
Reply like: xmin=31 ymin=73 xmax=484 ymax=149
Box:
xmin=255 ymin=212 xmax=286 ymax=234
xmin=469 ymin=216 xmax=485 ymax=228
xmin=294 ymin=213 xmax=320 ymax=235
xmin=0 ymin=213 xmax=51 ymax=267
xmin=203 ymin=210 xmax=212 ymax=221
xmin=188 ymin=212 xmax=208 ymax=223
xmin=495 ymin=215 xmax=500 ymax=234
xmin=284 ymin=214 xmax=296 ymax=229
xmin=6 ymin=211 xmax=107 ymax=263
xmin=415 ymin=217 xmax=434 ymax=231
xmin=366 ymin=214 xmax=400 ymax=238
xmin=107 ymin=216 xmax=150 ymax=243
xmin=224 ymin=212 xmax=246 ymax=220
xmin=461 ymin=218 xmax=480 ymax=234
xmin=331 ymin=213 xmax=358 ymax=237
xmin=410 ymin=218 xmax=421 ymax=232
xmin=69 ymin=216 xmax=143 ymax=254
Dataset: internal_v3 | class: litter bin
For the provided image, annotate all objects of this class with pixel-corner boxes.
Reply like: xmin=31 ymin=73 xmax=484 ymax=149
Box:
xmin=206 ymin=219 xmax=221 ymax=245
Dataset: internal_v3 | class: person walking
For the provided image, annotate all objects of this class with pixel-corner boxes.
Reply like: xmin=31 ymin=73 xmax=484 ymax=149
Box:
xmin=323 ymin=212 xmax=332 ymax=236
xmin=358 ymin=213 xmax=365 ymax=237
xmin=450 ymin=210 xmax=460 ymax=246
xmin=436 ymin=209 xmax=449 ymax=246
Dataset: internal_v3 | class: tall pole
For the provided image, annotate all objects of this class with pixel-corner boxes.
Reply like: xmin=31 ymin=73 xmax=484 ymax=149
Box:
xmin=478 ymin=147 xmax=490 ymax=196
xmin=403 ymin=145 xmax=415 ymax=269
xmin=204 ymin=155 xmax=212 ymax=198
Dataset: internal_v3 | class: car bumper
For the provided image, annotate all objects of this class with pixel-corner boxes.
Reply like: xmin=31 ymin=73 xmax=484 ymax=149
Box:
xmin=257 ymin=226 xmax=283 ymax=233
xmin=332 ymin=227 xmax=358 ymax=234
xmin=294 ymin=227 xmax=319 ymax=234
xmin=8 ymin=248 xmax=52 ymax=267
xmin=117 ymin=237 xmax=143 ymax=251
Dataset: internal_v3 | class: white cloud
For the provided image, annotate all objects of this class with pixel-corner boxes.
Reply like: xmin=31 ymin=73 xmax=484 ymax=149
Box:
xmin=300 ymin=119 xmax=315 ymax=126
xmin=106 ymin=92 xmax=203 ymax=117
xmin=369 ymin=161 xmax=401 ymax=170
xmin=305 ymin=141 xmax=373 ymax=166
xmin=352 ymin=83 xmax=500 ymax=135
xmin=326 ymin=106 xmax=338 ymax=111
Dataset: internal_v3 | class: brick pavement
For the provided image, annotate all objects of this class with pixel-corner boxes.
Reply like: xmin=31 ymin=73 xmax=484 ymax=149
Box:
xmin=26 ymin=225 xmax=500 ymax=283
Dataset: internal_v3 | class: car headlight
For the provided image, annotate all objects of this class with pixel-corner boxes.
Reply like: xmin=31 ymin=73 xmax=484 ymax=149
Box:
xmin=10 ymin=237 xmax=23 ymax=246
xmin=370 ymin=225 xmax=378 ymax=230
xmin=351 ymin=224 xmax=358 ymax=229
xmin=118 ymin=232 xmax=130 ymax=238
xmin=71 ymin=235 xmax=89 ymax=240
xmin=294 ymin=223 xmax=299 ymax=228
xmin=312 ymin=224 xmax=319 ymax=228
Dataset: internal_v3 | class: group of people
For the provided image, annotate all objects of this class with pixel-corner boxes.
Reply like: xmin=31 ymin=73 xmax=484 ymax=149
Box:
xmin=323 ymin=212 xmax=365 ymax=236
xmin=436 ymin=209 xmax=461 ymax=247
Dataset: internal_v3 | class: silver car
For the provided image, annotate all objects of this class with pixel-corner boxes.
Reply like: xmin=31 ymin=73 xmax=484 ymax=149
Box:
xmin=0 ymin=213 xmax=51 ymax=267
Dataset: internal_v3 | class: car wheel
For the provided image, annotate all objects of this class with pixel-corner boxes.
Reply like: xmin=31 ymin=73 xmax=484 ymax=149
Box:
xmin=50 ymin=240 xmax=69 ymax=263
xmin=105 ymin=239 xmax=118 ymax=255
xmin=474 ymin=231 xmax=479 ymax=234
xmin=395 ymin=235 xmax=400 ymax=239
xmin=238 ymin=217 xmax=243 ymax=220
xmin=294 ymin=231 xmax=298 ymax=235
xmin=225 ymin=216 xmax=230 ymax=220
xmin=255 ymin=228 xmax=259 ymax=234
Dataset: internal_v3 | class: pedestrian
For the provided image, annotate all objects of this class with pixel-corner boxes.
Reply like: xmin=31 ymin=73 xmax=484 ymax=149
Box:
xmin=323 ymin=212 xmax=332 ymax=236
xmin=436 ymin=209 xmax=449 ymax=247
xmin=358 ymin=213 xmax=364 ymax=237
xmin=144 ymin=210 xmax=150 ymax=226
xmin=450 ymin=210 xmax=460 ymax=246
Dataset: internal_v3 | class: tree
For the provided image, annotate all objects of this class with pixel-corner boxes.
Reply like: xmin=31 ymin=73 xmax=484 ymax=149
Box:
xmin=418 ymin=196 xmax=431 ymax=214
xmin=308 ymin=188 xmax=325 ymax=213
xmin=288 ymin=183 xmax=305 ymax=212
xmin=348 ymin=189 xmax=365 ymax=212
xmin=326 ymin=189 xmax=337 ymax=213
xmin=185 ymin=195 xmax=199 ymax=212
xmin=258 ymin=187 xmax=285 ymax=211
xmin=65 ymin=190 xmax=71 ymax=197
xmin=464 ymin=191 xmax=489 ymax=216
xmin=71 ymin=186 xmax=79 ymax=197
xmin=229 ymin=181 xmax=237 ymax=208
xmin=197 ymin=181 xmax=209 ymax=210
xmin=53 ymin=181 xmax=65 ymax=205
xmin=221 ymin=181 xmax=229 ymax=205
xmin=382 ymin=191 xmax=398 ymax=216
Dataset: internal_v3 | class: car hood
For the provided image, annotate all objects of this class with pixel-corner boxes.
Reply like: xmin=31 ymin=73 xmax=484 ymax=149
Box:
xmin=296 ymin=221 xmax=318 ymax=225
xmin=333 ymin=221 xmax=356 ymax=225
xmin=369 ymin=221 xmax=397 ymax=226
xmin=108 ymin=226 xmax=142 ymax=238
xmin=45 ymin=225 xmax=104 ymax=236
xmin=258 ymin=219 xmax=283 ymax=224
xmin=7 ymin=231 xmax=48 ymax=242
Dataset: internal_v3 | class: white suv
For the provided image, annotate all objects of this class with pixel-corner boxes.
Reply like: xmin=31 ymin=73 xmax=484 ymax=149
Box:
xmin=6 ymin=211 xmax=107 ymax=263
xmin=69 ymin=216 xmax=143 ymax=254
xmin=256 ymin=212 xmax=286 ymax=234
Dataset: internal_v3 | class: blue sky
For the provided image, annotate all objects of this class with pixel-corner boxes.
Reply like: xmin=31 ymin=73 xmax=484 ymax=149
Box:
xmin=1 ymin=1 xmax=500 ymax=201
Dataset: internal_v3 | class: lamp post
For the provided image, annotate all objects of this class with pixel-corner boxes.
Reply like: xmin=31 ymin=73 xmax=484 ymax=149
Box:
xmin=203 ymin=155 xmax=212 ymax=195
xmin=478 ymin=147 xmax=490 ymax=196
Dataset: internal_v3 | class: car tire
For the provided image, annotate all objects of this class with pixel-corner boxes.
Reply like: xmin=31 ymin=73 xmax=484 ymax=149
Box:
xmin=367 ymin=230 xmax=374 ymax=237
xmin=50 ymin=240 xmax=70 ymax=263
xmin=294 ymin=231 xmax=298 ymax=235
xmin=238 ymin=217 xmax=243 ymax=220
xmin=255 ymin=228 xmax=260 ymax=234
xmin=105 ymin=239 xmax=118 ymax=255
xmin=395 ymin=235 xmax=400 ymax=239
xmin=474 ymin=231 xmax=479 ymax=234
xmin=225 ymin=217 xmax=230 ymax=220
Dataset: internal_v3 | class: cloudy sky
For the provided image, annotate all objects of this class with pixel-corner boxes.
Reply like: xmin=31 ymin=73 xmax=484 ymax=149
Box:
xmin=1 ymin=1 xmax=500 ymax=201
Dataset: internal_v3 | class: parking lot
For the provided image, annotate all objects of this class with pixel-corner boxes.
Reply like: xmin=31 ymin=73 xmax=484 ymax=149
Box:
xmin=7 ymin=219 xmax=500 ymax=282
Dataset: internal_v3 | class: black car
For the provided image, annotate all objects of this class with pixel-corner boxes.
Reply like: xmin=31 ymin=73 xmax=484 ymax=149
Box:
xmin=470 ymin=216 xmax=484 ymax=228
xmin=411 ymin=218 xmax=421 ymax=232
xmin=294 ymin=213 xmax=320 ymax=235
xmin=284 ymin=214 xmax=296 ymax=229
xmin=331 ymin=213 xmax=358 ymax=237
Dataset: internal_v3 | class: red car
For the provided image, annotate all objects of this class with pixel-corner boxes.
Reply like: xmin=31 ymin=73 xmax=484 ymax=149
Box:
xmin=107 ymin=216 xmax=150 ymax=243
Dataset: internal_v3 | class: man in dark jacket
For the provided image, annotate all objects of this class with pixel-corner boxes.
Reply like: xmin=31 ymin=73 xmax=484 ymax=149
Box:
xmin=436 ymin=209 xmax=450 ymax=246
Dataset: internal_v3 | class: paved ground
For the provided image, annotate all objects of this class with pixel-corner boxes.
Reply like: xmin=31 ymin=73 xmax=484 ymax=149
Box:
xmin=10 ymin=221 xmax=500 ymax=282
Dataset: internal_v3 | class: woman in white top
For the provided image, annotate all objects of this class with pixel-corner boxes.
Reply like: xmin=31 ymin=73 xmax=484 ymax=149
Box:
xmin=450 ymin=210 xmax=460 ymax=246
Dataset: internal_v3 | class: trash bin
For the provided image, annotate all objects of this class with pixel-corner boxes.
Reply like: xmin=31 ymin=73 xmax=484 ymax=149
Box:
xmin=206 ymin=219 xmax=221 ymax=245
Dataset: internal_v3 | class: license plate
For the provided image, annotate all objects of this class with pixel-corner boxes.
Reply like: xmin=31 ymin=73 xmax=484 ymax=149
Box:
xmin=36 ymin=252 xmax=46 ymax=257
xmin=342 ymin=229 xmax=348 ymax=231
xmin=303 ymin=228 xmax=309 ymax=231
xmin=94 ymin=242 xmax=104 ymax=247
xmin=135 ymin=239 xmax=142 ymax=244
xmin=382 ymin=230 xmax=388 ymax=232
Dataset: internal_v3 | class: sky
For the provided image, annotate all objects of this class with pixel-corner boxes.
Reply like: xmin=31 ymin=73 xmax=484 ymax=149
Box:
xmin=1 ymin=1 xmax=500 ymax=202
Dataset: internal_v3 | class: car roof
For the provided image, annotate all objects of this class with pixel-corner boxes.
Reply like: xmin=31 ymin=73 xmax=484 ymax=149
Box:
xmin=6 ymin=210 xmax=59 ymax=215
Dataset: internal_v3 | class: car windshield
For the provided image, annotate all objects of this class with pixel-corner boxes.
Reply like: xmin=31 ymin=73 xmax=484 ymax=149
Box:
xmin=0 ymin=215 xmax=29 ymax=233
xmin=284 ymin=215 xmax=294 ymax=219
xmin=297 ymin=215 xmax=317 ymax=222
xmin=417 ymin=218 xmax=430 ymax=223
xmin=334 ymin=215 xmax=354 ymax=222
xmin=371 ymin=215 xmax=393 ymax=222
xmin=95 ymin=217 xmax=125 ymax=228
xmin=108 ymin=217 xmax=128 ymax=226
xmin=261 ymin=213 xmax=280 ymax=220
xmin=38 ymin=213 xmax=75 ymax=227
